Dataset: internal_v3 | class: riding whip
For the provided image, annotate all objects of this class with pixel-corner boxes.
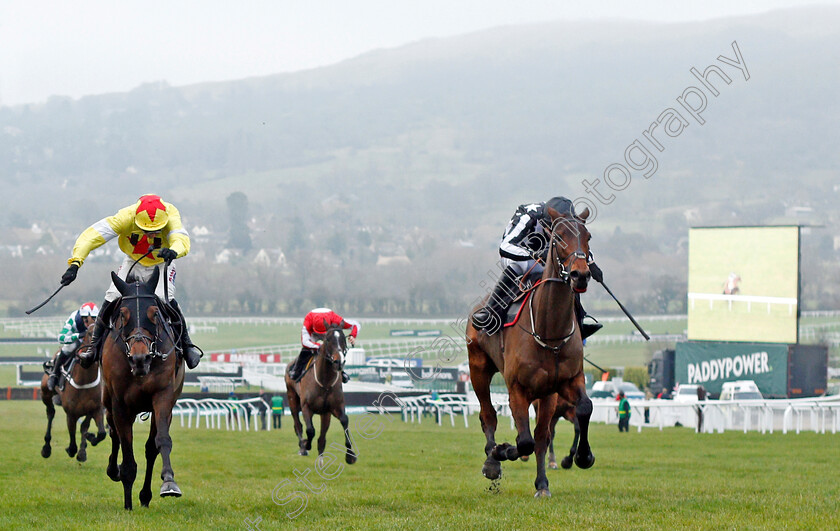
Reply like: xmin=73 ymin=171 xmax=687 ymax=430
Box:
xmin=25 ymin=284 xmax=66 ymax=315
xmin=590 ymin=263 xmax=650 ymax=341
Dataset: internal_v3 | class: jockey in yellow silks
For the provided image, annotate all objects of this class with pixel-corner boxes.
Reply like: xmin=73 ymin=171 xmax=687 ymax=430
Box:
xmin=60 ymin=194 xmax=202 ymax=370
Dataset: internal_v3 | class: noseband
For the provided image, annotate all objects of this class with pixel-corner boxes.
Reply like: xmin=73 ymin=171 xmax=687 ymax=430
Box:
xmin=313 ymin=331 xmax=347 ymax=388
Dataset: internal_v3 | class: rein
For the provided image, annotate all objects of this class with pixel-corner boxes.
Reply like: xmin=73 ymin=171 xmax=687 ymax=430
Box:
xmin=312 ymin=331 xmax=346 ymax=389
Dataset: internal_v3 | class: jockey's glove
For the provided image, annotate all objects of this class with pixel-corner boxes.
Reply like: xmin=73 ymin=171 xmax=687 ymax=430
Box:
xmin=158 ymin=248 xmax=177 ymax=264
xmin=60 ymin=264 xmax=79 ymax=286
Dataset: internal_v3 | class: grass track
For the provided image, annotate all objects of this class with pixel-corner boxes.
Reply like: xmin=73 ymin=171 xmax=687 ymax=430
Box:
xmin=2 ymin=401 xmax=839 ymax=530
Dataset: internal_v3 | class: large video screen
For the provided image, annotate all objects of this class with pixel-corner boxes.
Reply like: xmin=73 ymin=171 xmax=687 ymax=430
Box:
xmin=687 ymin=226 xmax=799 ymax=343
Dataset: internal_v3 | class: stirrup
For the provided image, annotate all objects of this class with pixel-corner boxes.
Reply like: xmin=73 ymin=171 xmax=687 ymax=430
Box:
xmin=78 ymin=348 xmax=96 ymax=369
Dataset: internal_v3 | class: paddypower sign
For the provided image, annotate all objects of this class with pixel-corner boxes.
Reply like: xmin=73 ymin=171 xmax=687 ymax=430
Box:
xmin=675 ymin=341 xmax=788 ymax=396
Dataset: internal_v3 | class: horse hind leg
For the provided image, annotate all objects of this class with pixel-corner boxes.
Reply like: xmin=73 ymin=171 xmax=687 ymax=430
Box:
xmin=561 ymin=416 xmax=581 ymax=470
xmin=139 ymin=413 xmax=158 ymax=508
xmin=533 ymin=396 xmax=557 ymax=498
xmin=76 ymin=415 xmax=92 ymax=462
xmin=41 ymin=392 xmax=56 ymax=458
xmin=86 ymin=407 xmax=107 ymax=446
xmin=65 ymin=413 xmax=78 ymax=458
xmin=564 ymin=379 xmax=594 ymax=470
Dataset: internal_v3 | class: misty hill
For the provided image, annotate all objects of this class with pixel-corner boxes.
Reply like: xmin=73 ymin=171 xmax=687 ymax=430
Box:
xmin=2 ymin=6 xmax=840 ymax=315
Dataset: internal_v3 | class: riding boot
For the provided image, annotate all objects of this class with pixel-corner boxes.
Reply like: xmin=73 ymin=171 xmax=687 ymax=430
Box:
xmin=47 ymin=350 xmax=70 ymax=392
xmin=290 ymin=348 xmax=315 ymax=382
xmin=79 ymin=299 xmax=114 ymax=369
xmin=342 ymin=372 xmax=350 ymax=384
xmin=575 ymin=293 xmax=602 ymax=341
xmin=169 ymin=299 xmax=202 ymax=370
xmin=471 ymin=265 xmax=521 ymax=335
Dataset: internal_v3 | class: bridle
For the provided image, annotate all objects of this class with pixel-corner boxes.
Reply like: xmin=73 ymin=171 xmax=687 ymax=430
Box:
xmin=313 ymin=329 xmax=347 ymax=388
xmin=112 ymin=291 xmax=177 ymax=362
xmin=519 ymin=216 xmax=591 ymax=353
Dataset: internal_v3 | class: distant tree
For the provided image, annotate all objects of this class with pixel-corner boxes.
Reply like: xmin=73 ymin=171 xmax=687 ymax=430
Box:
xmin=226 ymin=191 xmax=252 ymax=252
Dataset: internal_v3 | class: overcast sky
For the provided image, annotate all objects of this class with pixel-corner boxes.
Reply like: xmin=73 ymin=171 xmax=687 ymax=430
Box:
xmin=0 ymin=1 xmax=833 ymax=107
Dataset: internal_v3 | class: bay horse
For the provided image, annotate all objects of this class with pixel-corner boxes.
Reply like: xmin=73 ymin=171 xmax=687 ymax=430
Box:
xmin=285 ymin=323 xmax=357 ymax=465
xmin=40 ymin=327 xmax=107 ymax=462
xmin=101 ymin=268 xmax=185 ymax=510
xmin=466 ymin=206 xmax=595 ymax=497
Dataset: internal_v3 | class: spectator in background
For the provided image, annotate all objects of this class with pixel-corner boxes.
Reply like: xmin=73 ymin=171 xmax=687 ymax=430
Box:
xmin=271 ymin=395 xmax=284 ymax=429
xmin=696 ymin=385 xmax=707 ymax=433
xmin=617 ymin=391 xmax=631 ymax=432
xmin=644 ymin=387 xmax=653 ymax=424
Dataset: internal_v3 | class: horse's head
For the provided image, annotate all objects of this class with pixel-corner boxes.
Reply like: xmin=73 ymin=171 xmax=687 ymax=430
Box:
xmin=320 ymin=320 xmax=348 ymax=372
xmin=111 ymin=269 xmax=172 ymax=377
xmin=545 ymin=206 xmax=592 ymax=293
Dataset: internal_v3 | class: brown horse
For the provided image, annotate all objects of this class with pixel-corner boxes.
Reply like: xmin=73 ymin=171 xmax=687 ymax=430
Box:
xmin=40 ymin=328 xmax=107 ymax=462
xmin=547 ymin=397 xmax=581 ymax=470
xmin=466 ymin=206 xmax=595 ymax=497
xmin=101 ymin=268 xmax=185 ymax=510
xmin=285 ymin=324 xmax=357 ymax=464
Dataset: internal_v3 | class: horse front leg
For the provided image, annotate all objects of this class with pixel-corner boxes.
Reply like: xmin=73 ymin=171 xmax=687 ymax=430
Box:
xmin=105 ymin=407 xmax=121 ymax=482
xmin=317 ymin=413 xmax=331 ymax=456
xmin=333 ymin=408 xmax=356 ymax=465
xmin=76 ymin=415 xmax=92 ymax=462
xmin=139 ymin=413 xmax=159 ymax=507
xmin=41 ymin=391 xmax=55 ymax=458
xmin=468 ymin=348 xmax=501 ymax=479
xmin=112 ymin=404 xmax=137 ymax=510
xmin=494 ymin=384 xmax=533 ymax=461
xmin=65 ymin=413 xmax=78 ymax=458
xmin=152 ymin=395 xmax=181 ymax=499
xmin=533 ymin=395 xmax=558 ymax=498
xmin=302 ymin=404 xmax=316 ymax=452
xmin=287 ymin=388 xmax=307 ymax=456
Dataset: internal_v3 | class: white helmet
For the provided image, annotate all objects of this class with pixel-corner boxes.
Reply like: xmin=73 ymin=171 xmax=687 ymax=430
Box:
xmin=79 ymin=302 xmax=99 ymax=317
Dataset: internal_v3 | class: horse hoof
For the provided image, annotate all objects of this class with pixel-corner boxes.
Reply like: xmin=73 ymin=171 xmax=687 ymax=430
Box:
xmin=299 ymin=449 xmax=308 ymax=456
xmin=520 ymin=455 xmax=530 ymax=462
xmin=560 ymin=456 xmax=573 ymax=469
xmin=548 ymin=460 xmax=558 ymax=470
xmin=482 ymin=458 xmax=502 ymax=480
xmin=346 ymin=454 xmax=357 ymax=465
xmin=160 ymin=481 xmax=182 ymax=497
xmin=534 ymin=489 xmax=552 ymax=498
xmin=504 ymin=446 xmax=519 ymax=461
xmin=491 ymin=443 xmax=510 ymax=462
xmin=77 ymin=452 xmax=87 ymax=463
xmin=139 ymin=489 xmax=152 ymax=507
xmin=65 ymin=446 xmax=76 ymax=458
xmin=575 ymin=452 xmax=595 ymax=470
xmin=516 ymin=438 xmax=535 ymax=457
xmin=41 ymin=446 xmax=51 ymax=458
xmin=107 ymin=464 xmax=120 ymax=482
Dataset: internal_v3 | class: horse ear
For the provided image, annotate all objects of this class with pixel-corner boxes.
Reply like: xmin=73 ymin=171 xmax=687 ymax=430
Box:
xmin=546 ymin=206 xmax=561 ymax=220
xmin=148 ymin=267 xmax=160 ymax=291
xmin=111 ymin=271 xmax=129 ymax=295
xmin=323 ymin=318 xmax=329 ymax=331
xmin=577 ymin=207 xmax=590 ymax=222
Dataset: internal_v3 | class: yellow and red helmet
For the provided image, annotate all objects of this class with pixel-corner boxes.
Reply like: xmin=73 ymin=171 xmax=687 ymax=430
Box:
xmin=134 ymin=194 xmax=169 ymax=232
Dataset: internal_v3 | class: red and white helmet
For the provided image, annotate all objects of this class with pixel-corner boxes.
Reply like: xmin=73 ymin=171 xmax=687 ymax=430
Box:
xmin=79 ymin=302 xmax=99 ymax=317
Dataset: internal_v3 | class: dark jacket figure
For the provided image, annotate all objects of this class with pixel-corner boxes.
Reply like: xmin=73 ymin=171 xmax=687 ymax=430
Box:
xmin=617 ymin=392 xmax=631 ymax=432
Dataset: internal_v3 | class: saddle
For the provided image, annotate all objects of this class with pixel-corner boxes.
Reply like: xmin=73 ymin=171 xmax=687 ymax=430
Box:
xmin=42 ymin=356 xmax=78 ymax=393
xmin=502 ymin=274 xmax=543 ymax=329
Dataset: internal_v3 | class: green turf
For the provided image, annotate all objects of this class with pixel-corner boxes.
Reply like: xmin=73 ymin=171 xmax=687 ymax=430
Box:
xmin=1 ymin=401 xmax=839 ymax=530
